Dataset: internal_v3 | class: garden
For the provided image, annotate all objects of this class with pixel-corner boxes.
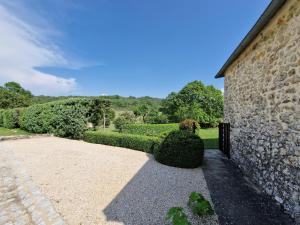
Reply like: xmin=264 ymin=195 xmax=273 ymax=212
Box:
xmin=0 ymin=81 xmax=221 ymax=168
xmin=0 ymin=81 xmax=223 ymax=224
xmin=0 ymin=81 xmax=222 ymax=151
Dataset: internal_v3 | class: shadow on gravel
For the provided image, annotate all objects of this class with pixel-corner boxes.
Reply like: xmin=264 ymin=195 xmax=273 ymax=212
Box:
xmin=203 ymin=150 xmax=296 ymax=225
xmin=103 ymin=155 xmax=215 ymax=225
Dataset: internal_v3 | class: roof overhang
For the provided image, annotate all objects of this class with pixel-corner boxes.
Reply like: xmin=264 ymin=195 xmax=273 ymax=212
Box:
xmin=215 ymin=0 xmax=287 ymax=79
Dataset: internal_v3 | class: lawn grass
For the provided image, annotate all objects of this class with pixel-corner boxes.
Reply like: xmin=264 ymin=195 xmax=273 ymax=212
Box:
xmin=197 ymin=128 xmax=219 ymax=149
xmin=0 ymin=127 xmax=30 ymax=136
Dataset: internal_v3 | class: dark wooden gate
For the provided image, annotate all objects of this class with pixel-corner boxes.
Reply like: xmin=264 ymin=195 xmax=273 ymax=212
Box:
xmin=218 ymin=123 xmax=230 ymax=158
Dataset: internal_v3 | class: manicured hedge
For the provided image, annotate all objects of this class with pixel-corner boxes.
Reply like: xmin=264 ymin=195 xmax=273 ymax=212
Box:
xmin=20 ymin=98 xmax=108 ymax=139
xmin=123 ymin=123 xmax=178 ymax=137
xmin=0 ymin=109 xmax=4 ymax=127
xmin=2 ymin=108 xmax=22 ymax=129
xmin=154 ymin=130 xmax=204 ymax=168
xmin=84 ymin=131 xmax=162 ymax=153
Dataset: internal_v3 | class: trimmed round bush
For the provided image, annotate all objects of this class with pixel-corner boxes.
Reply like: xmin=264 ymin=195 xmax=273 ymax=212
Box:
xmin=154 ymin=130 xmax=204 ymax=168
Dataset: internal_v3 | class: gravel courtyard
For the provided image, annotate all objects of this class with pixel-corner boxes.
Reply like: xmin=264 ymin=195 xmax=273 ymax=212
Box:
xmin=1 ymin=137 xmax=218 ymax=225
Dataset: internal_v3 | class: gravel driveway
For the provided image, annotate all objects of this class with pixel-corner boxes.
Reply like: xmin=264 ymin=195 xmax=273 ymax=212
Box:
xmin=1 ymin=137 xmax=218 ymax=225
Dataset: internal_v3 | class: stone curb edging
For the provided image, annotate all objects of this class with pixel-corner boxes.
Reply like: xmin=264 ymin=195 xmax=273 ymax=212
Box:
xmin=0 ymin=144 xmax=66 ymax=225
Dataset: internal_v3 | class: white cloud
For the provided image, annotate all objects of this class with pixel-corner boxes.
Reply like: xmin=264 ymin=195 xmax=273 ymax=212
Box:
xmin=0 ymin=3 xmax=77 ymax=95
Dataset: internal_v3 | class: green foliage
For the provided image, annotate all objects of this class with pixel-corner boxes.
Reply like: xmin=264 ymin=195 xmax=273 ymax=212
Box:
xmin=103 ymin=95 xmax=162 ymax=111
xmin=0 ymin=82 xmax=32 ymax=109
xmin=165 ymin=192 xmax=214 ymax=225
xmin=123 ymin=123 xmax=178 ymax=137
xmin=20 ymin=98 xmax=109 ymax=139
xmin=161 ymin=81 xmax=223 ymax=123
xmin=123 ymin=124 xmax=218 ymax=149
xmin=99 ymin=108 xmax=115 ymax=128
xmin=4 ymin=82 xmax=32 ymax=97
xmin=83 ymin=131 xmax=161 ymax=153
xmin=88 ymin=98 xmax=116 ymax=128
xmin=2 ymin=108 xmax=22 ymax=129
xmin=188 ymin=192 xmax=214 ymax=216
xmin=133 ymin=104 xmax=151 ymax=122
xmin=0 ymin=109 xmax=4 ymax=126
xmin=165 ymin=207 xmax=191 ymax=225
xmin=32 ymin=95 xmax=162 ymax=112
xmin=199 ymin=118 xmax=223 ymax=128
xmin=49 ymin=105 xmax=87 ymax=139
xmin=154 ymin=130 xmax=204 ymax=168
xmin=179 ymin=119 xmax=200 ymax=133
xmin=113 ymin=112 xmax=136 ymax=132
xmin=144 ymin=109 xmax=169 ymax=124
xmin=114 ymin=117 xmax=129 ymax=132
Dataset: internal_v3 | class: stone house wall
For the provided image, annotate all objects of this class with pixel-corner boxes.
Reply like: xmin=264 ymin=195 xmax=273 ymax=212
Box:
xmin=224 ymin=0 xmax=300 ymax=219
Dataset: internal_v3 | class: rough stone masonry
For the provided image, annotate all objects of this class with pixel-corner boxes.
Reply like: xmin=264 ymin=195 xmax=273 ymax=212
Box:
xmin=223 ymin=0 xmax=300 ymax=220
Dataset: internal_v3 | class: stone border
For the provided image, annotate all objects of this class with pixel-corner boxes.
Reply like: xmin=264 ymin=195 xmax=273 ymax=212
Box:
xmin=0 ymin=143 xmax=66 ymax=224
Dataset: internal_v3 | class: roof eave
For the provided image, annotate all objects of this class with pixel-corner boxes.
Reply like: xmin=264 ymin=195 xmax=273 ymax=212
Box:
xmin=215 ymin=0 xmax=287 ymax=79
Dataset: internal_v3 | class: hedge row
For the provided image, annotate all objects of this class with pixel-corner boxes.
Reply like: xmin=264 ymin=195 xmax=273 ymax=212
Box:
xmin=0 ymin=108 xmax=23 ymax=129
xmin=84 ymin=131 xmax=162 ymax=153
xmin=18 ymin=98 xmax=107 ymax=139
xmin=0 ymin=110 xmax=3 ymax=126
xmin=123 ymin=123 xmax=179 ymax=137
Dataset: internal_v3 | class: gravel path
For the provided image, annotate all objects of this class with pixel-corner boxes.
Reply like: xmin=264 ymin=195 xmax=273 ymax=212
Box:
xmin=2 ymin=137 xmax=218 ymax=225
xmin=0 ymin=143 xmax=65 ymax=225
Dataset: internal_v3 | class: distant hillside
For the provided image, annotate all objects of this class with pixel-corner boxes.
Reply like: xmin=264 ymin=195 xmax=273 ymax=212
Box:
xmin=32 ymin=95 xmax=162 ymax=111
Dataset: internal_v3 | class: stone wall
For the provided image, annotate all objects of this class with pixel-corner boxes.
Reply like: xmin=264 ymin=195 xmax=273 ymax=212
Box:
xmin=224 ymin=0 xmax=300 ymax=219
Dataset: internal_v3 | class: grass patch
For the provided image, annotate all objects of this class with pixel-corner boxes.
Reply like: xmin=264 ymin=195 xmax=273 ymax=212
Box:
xmin=0 ymin=127 xmax=30 ymax=136
xmin=197 ymin=128 xmax=219 ymax=149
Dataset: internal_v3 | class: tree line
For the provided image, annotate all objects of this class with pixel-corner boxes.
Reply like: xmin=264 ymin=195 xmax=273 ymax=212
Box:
xmin=0 ymin=81 xmax=223 ymax=128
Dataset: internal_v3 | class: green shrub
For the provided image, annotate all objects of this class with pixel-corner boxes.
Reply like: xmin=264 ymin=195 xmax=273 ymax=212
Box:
xmin=154 ymin=130 xmax=204 ymax=168
xmin=0 ymin=109 xmax=4 ymax=126
xmin=179 ymin=119 xmax=199 ymax=133
xmin=2 ymin=108 xmax=22 ymax=129
xmin=83 ymin=131 xmax=161 ymax=153
xmin=165 ymin=207 xmax=191 ymax=225
xmin=113 ymin=111 xmax=136 ymax=132
xmin=123 ymin=123 xmax=178 ymax=137
xmin=144 ymin=110 xmax=169 ymax=124
xmin=188 ymin=192 xmax=214 ymax=216
xmin=20 ymin=98 xmax=109 ymax=139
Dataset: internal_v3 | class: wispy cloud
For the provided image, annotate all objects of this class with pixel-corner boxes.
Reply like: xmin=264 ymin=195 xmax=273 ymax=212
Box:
xmin=0 ymin=2 xmax=78 ymax=95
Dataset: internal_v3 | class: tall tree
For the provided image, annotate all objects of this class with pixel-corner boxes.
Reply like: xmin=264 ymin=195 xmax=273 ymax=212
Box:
xmin=161 ymin=81 xmax=223 ymax=123
xmin=133 ymin=104 xmax=151 ymax=122
xmin=0 ymin=82 xmax=32 ymax=109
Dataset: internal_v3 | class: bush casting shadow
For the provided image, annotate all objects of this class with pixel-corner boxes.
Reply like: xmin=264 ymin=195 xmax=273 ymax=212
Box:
xmin=103 ymin=155 xmax=212 ymax=225
xmin=154 ymin=130 xmax=204 ymax=168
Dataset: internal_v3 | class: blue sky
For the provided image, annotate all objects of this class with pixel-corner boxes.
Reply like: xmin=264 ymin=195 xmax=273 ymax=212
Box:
xmin=0 ymin=0 xmax=270 ymax=97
